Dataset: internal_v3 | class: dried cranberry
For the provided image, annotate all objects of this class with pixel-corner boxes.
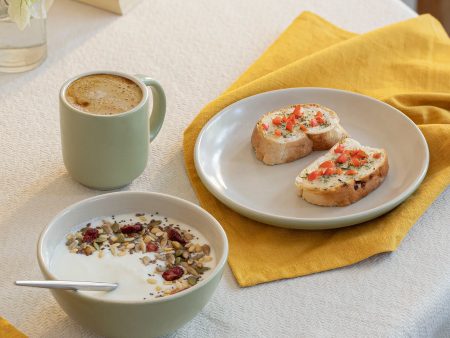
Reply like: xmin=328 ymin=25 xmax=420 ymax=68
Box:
xmin=167 ymin=228 xmax=186 ymax=245
xmin=146 ymin=242 xmax=158 ymax=252
xmin=162 ymin=266 xmax=184 ymax=281
xmin=82 ymin=228 xmax=99 ymax=243
xmin=121 ymin=223 xmax=143 ymax=234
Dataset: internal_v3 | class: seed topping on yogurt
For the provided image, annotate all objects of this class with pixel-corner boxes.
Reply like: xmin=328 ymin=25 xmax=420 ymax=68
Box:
xmin=61 ymin=212 xmax=214 ymax=299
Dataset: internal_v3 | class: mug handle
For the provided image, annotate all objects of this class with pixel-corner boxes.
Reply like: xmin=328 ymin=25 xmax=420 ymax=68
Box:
xmin=134 ymin=75 xmax=166 ymax=143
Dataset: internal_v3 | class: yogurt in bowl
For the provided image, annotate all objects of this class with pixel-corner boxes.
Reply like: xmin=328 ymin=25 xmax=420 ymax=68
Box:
xmin=38 ymin=192 xmax=228 ymax=338
xmin=51 ymin=212 xmax=216 ymax=301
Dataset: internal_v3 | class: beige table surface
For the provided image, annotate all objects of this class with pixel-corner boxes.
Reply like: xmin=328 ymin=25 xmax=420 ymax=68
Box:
xmin=1 ymin=0 xmax=449 ymax=337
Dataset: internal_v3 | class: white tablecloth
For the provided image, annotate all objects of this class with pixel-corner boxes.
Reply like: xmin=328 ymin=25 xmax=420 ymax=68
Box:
xmin=1 ymin=0 xmax=449 ymax=337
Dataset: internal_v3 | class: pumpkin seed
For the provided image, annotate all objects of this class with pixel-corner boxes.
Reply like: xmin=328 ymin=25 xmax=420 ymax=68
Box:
xmin=149 ymin=220 xmax=162 ymax=227
xmin=187 ymin=276 xmax=198 ymax=286
xmin=196 ymin=266 xmax=211 ymax=273
xmin=186 ymin=266 xmax=199 ymax=277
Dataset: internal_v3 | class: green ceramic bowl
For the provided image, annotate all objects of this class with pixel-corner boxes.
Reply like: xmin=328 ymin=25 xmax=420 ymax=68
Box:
xmin=38 ymin=192 xmax=228 ymax=338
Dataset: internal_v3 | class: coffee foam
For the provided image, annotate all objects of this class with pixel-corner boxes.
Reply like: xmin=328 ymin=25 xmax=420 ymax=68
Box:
xmin=65 ymin=74 xmax=143 ymax=115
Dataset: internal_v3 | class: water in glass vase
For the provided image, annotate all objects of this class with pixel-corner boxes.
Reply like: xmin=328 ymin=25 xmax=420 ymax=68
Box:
xmin=0 ymin=6 xmax=47 ymax=73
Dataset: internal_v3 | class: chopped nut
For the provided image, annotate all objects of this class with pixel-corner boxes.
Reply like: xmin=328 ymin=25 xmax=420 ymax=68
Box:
xmin=111 ymin=222 xmax=120 ymax=233
xmin=143 ymin=235 xmax=153 ymax=244
xmin=147 ymin=278 xmax=157 ymax=285
xmin=84 ymin=246 xmax=95 ymax=256
xmin=203 ymin=256 xmax=213 ymax=262
xmin=167 ymin=253 xmax=175 ymax=265
xmin=102 ymin=223 xmax=113 ymax=234
xmin=202 ymin=244 xmax=211 ymax=255
xmin=140 ymin=256 xmax=151 ymax=266
xmin=172 ymin=241 xmax=182 ymax=249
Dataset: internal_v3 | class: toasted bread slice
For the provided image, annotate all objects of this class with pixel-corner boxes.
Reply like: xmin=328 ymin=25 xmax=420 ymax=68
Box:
xmin=295 ymin=138 xmax=389 ymax=206
xmin=251 ymin=104 xmax=348 ymax=165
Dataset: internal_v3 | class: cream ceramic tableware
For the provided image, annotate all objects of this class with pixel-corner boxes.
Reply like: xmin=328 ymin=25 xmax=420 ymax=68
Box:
xmin=38 ymin=192 xmax=228 ymax=338
xmin=15 ymin=280 xmax=118 ymax=291
xmin=59 ymin=71 xmax=166 ymax=190
xmin=194 ymin=87 xmax=429 ymax=230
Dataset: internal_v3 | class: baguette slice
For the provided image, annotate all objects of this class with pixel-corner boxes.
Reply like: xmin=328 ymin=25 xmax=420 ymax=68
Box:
xmin=295 ymin=138 xmax=389 ymax=206
xmin=251 ymin=104 xmax=348 ymax=165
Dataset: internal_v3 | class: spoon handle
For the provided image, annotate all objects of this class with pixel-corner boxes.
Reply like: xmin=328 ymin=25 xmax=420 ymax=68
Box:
xmin=15 ymin=280 xmax=118 ymax=291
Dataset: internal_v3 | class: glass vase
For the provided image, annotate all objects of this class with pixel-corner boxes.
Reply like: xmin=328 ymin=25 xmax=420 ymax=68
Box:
xmin=0 ymin=3 xmax=47 ymax=73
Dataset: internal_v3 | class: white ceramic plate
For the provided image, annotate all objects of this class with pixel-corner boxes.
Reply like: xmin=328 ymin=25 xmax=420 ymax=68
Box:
xmin=194 ymin=88 xmax=429 ymax=229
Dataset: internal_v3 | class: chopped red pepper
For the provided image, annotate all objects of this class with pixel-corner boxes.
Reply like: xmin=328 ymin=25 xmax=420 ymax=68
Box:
xmin=300 ymin=124 xmax=308 ymax=132
xmin=346 ymin=169 xmax=358 ymax=175
xmin=274 ymin=129 xmax=282 ymax=136
xmin=272 ymin=116 xmax=282 ymax=126
xmin=355 ymin=150 xmax=368 ymax=159
xmin=293 ymin=105 xmax=302 ymax=117
xmin=336 ymin=154 xmax=348 ymax=164
xmin=323 ymin=168 xmax=336 ymax=176
xmin=307 ymin=170 xmax=322 ymax=181
xmin=286 ymin=121 xmax=294 ymax=132
xmin=319 ymin=160 xmax=335 ymax=168
xmin=336 ymin=168 xmax=343 ymax=175
xmin=316 ymin=116 xmax=325 ymax=124
xmin=351 ymin=157 xmax=361 ymax=167
xmin=373 ymin=152 xmax=382 ymax=159
xmin=282 ymin=116 xmax=287 ymax=123
xmin=334 ymin=144 xmax=345 ymax=153
xmin=315 ymin=111 xmax=323 ymax=118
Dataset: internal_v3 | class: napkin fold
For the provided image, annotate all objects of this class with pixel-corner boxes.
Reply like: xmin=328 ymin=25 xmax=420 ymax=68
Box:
xmin=0 ymin=317 xmax=26 ymax=338
xmin=183 ymin=12 xmax=450 ymax=287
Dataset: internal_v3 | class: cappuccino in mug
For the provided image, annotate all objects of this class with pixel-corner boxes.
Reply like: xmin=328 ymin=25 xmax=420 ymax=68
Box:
xmin=65 ymin=74 xmax=143 ymax=115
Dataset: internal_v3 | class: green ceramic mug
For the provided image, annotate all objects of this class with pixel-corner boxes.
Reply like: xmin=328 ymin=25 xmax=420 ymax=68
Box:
xmin=59 ymin=71 xmax=166 ymax=190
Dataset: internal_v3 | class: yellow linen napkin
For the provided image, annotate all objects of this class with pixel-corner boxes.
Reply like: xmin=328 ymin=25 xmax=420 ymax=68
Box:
xmin=183 ymin=12 xmax=450 ymax=287
xmin=0 ymin=317 xmax=27 ymax=338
